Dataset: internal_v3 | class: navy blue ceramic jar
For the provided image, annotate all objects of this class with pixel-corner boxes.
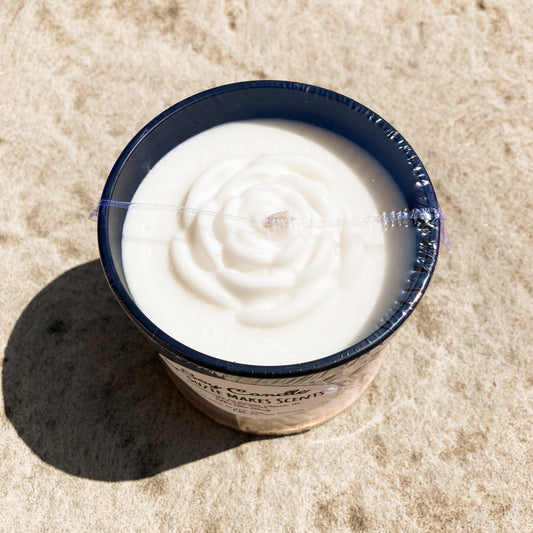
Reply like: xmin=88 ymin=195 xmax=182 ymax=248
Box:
xmin=97 ymin=81 xmax=441 ymax=434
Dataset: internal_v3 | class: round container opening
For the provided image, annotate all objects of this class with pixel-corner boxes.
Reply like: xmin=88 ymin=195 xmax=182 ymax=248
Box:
xmin=97 ymin=81 xmax=440 ymax=379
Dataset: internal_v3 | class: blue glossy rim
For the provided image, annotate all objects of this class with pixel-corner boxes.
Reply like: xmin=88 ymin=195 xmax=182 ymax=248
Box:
xmin=98 ymin=80 xmax=440 ymax=379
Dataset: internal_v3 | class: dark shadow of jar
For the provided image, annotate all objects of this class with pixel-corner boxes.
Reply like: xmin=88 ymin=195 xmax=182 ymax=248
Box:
xmin=3 ymin=260 xmax=260 ymax=481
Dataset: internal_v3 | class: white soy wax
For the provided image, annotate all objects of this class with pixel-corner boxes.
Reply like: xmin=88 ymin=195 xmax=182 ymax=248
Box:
xmin=121 ymin=120 xmax=415 ymax=366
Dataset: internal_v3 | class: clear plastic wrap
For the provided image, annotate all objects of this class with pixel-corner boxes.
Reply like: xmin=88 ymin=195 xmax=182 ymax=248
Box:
xmin=95 ymin=81 xmax=443 ymax=435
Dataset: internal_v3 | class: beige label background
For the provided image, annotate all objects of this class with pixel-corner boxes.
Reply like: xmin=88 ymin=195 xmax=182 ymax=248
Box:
xmin=161 ymin=355 xmax=340 ymax=418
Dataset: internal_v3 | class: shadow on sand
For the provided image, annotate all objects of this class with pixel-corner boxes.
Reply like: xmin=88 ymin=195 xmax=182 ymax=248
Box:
xmin=3 ymin=260 xmax=260 ymax=481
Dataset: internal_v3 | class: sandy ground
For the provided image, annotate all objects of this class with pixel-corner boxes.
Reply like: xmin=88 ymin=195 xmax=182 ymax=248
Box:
xmin=1 ymin=1 xmax=531 ymax=531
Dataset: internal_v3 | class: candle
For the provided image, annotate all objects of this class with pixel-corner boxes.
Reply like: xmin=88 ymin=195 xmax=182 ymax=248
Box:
xmin=121 ymin=120 xmax=415 ymax=366
xmin=97 ymin=82 xmax=441 ymax=434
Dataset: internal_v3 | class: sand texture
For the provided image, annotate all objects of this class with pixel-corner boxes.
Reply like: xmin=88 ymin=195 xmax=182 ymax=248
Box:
xmin=1 ymin=1 xmax=531 ymax=531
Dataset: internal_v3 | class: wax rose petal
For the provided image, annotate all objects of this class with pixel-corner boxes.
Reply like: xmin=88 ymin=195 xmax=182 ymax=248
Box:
xmin=171 ymin=154 xmax=358 ymax=326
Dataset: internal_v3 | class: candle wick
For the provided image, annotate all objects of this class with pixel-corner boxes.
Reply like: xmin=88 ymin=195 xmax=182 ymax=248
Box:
xmin=262 ymin=210 xmax=292 ymax=232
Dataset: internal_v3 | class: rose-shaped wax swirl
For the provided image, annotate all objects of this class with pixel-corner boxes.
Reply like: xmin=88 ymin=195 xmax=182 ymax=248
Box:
xmin=170 ymin=154 xmax=365 ymax=327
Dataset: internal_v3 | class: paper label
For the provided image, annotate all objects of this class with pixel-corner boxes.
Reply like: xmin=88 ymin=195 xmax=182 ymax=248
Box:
xmin=160 ymin=355 xmax=339 ymax=418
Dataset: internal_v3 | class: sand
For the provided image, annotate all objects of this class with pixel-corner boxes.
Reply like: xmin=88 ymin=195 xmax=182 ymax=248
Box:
xmin=1 ymin=1 xmax=531 ymax=531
